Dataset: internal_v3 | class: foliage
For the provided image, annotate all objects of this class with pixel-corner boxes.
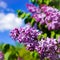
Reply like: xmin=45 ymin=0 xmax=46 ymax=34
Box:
xmin=30 ymin=0 xmax=60 ymax=10
xmin=0 ymin=43 xmax=40 ymax=60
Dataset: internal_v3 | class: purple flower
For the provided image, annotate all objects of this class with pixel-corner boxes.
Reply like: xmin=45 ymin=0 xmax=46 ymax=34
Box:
xmin=33 ymin=13 xmax=45 ymax=24
xmin=10 ymin=25 xmax=42 ymax=51
xmin=10 ymin=28 xmax=19 ymax=40
xmin=41 ymin=5 xmax=58 ymax=13
xmin=0 ymin=51 xmax=4 ymax=60
xmin=27 ymin=4 xmax=60 ymax=30
xmin=26 ymin=4 xmax=41 ymax=13
xmin=35 ymin=37 xmax=59 ymax=60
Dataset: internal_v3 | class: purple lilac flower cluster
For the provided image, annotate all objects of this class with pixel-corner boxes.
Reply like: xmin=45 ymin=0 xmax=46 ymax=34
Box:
xmin=27 ymin=4 xmax=60 ymax=30
xmin=35 ymin=37 xmax=60 ymax=60
xmin=26 ymin=4 xmax=41 ymax=13
xmin=10 ymin=25 xmax=60 ymax=60
xmin=10 ymin=25 xmax=42 ymax=50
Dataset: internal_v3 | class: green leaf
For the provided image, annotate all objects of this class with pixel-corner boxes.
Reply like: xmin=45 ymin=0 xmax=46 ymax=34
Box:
xmin=37 ymin=0 xmax=42 ymax=4
xmin=17 ymin=10 xmax=23 ymax=17
xmin=37 ymin=23 xmax=41 ymax=29
xmin=34 ymin=52 xmax=39 ymax=59
xmin=30 ymin=0 xmax=35 ymax=3
xmin=56 ymin=34 xmax=60 ymax=39
xmin=25 ymin=13 xmax=30 ymax=17
xmin=37 ymin=34 xmax=42 ymax=40
xmin=2 ymin=44 xmax=10 ymax=53
xmin=44 ymin=0 xmax=51 ymax=5
xmin=30 ymin=51 xmax=34 ymax=57
xmin=24 ymin=16 xmax=31 ymax=24
xmin=51 ymin=31 xmax=55 ymax=38
xmin=4 ymin=51 xmax=11 ymax=60
xmin=17 ymin=10 xmax=31 ymax=19
xmin=20 ymin=12 xmax=26 ymax=18
xmin=30 ymin=18 xmax=35 ymax=26
xmin=42 ymin=33 xmax=47 ymax=38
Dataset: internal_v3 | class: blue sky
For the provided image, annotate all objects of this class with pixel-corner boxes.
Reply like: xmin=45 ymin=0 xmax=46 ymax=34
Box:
xmin=0 ymin=0 xmax=30 ymax=45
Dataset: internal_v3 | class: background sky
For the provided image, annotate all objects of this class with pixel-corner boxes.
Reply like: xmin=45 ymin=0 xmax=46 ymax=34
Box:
xmin=0 ymin=0 xmax=30 ymax=45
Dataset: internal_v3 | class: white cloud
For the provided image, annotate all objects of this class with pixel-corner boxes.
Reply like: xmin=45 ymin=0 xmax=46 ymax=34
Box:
xmin=0 ymin=1 xmax=7 ymax=9
xmin=0 ymin=13 xmax=25 ymax=31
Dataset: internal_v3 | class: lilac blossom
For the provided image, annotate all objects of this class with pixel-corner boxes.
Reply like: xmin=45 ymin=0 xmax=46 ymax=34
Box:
xmin=41 ymin=5 xmax=58 ymax=13
xmin=33 ymin=13 xmax=45 ymax=24
xmin=10 ymin=28 xmax=19 ymax=40
xmin=27 ymin=4 xmax=60 ymax=30
xmin=35 ymin=37 xmax=60 ymax=60
xmin=10 ymin=25 xmax=42 ymax=51
xmin=26 ymin=4 xmax=41 ymax=13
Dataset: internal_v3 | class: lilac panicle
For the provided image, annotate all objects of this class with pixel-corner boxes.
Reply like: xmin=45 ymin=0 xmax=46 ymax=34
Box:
xmin=26 ymin=4 xmax=41 ymax=13
xmin=27 ymin=4 xmax=60 ymax=30
xmin=10 ymin=25 xmax=42 ymax=51
xmin=35 ymin=37 xmax=60 ymax=60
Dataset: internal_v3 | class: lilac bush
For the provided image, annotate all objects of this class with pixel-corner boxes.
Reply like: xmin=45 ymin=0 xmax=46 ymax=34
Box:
xmin=10 ymin=3 xmax=60 ymax=60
